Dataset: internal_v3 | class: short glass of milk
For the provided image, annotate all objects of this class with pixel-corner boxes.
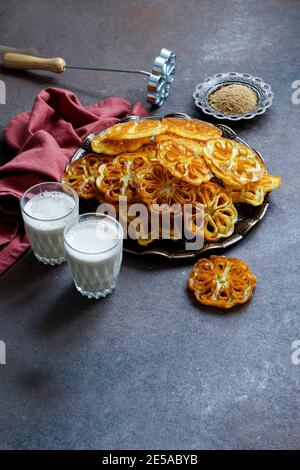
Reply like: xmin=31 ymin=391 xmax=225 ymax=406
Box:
xmin=63 ymin=213 xmax=123 ymax=299
xmin=21 ymin=182 xmax=79 ymax=265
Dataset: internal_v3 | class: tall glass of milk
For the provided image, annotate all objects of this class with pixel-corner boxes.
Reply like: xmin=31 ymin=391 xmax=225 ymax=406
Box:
xmin=21 ymin=182 xmax=79 ymax=265
xmin=64 ymin=213 xmax=123 ymax=299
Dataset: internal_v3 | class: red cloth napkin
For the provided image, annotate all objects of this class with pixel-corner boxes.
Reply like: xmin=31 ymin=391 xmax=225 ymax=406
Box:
xmin=0 ymin=87 xmax=147 ymax=275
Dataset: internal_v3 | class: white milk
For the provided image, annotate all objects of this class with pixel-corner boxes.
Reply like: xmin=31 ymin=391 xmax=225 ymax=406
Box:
xmin=64 ymin=218 xmax=123 ymax=297
xmin=22 ymin=192 xmax=78 ymax=263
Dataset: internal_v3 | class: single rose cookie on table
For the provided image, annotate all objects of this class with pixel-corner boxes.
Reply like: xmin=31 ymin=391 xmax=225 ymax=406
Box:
xmin=188 ymin=255 xmax=256 ymax=309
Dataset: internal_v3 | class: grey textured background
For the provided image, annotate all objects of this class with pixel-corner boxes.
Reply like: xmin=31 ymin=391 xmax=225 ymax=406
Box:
xmin=0 ymin=0 xmax=299 ymax=450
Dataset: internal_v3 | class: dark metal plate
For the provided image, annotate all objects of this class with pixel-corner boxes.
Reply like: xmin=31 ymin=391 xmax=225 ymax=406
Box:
xmin=69 ymin=113 xmax=270 ymax=259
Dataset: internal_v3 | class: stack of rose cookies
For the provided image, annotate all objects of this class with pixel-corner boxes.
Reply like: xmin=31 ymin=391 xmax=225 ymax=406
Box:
xmin=62 ymin=117 xmax=281 ymax=309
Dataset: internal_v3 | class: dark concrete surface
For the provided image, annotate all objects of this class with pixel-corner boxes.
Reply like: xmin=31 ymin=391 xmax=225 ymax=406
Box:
xmin=0 ymin=0 xmax=300 ymax=450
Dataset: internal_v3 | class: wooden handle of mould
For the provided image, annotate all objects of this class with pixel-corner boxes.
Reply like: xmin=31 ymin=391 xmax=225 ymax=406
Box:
xmin=3 ymin=53 xmax=66 ymax=73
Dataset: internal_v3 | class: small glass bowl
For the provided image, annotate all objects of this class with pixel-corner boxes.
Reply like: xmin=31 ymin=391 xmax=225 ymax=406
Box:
xmin=193 ymin=72 xmax=274 ymax=121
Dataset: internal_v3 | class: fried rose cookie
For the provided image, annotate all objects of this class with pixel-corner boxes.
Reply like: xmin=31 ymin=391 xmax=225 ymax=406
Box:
xmin=95 ymin=152 xmax=149 ymax=204
xmin=155 ymin=133 xmax=206 ymax=156
xmin=193 ymin=182 xmax=238 ymax=241
xmin=136 ymin=160 xmax=196 ymax=207
xmin=91 ymin=136 xmax=150 ymax=156
xmin=189 ymin=255 xmax=256 ymax=309
xmin=162 ymin=117 xmax=221 ymax=141
xmin=157 ymin=140 xmax=212 ymax=186
xmin=96 ymin=119 xmax=168 ymax=141
xmin=226 ymin=174 xmax=282 ymax=206
xmin=62 ymin=153 xmax=112 ymax=199
xmin=203 ymin=138 xmax=266 ymax=188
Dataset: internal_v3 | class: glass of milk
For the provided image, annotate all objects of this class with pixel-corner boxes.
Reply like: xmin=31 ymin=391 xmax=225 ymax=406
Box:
xmin=63 ymin=213 xmax=123 ymax=299
xmin=21 ymin=182 xmax=79 ymax=265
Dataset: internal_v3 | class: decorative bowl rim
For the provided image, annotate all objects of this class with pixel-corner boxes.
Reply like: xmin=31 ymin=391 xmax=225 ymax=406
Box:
xmin=193 ymin=72 xmax=274 ymax=121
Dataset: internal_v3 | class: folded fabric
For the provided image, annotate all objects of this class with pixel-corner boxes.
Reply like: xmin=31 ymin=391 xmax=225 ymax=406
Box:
xmin=0 ymin=87 xmax=147 ymax=275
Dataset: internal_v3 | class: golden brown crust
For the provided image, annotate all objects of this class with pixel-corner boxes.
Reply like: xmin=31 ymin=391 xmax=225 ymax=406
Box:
xmin=189 ymin=255 xmax=256 ymax=309
xmin=226 ymin=174 xmax=282 ymax=206
xmin=203 ymin=138 xmax=266 ymax=188
xmin=155 ymin=133 xmax=206 ymax=156
xmin=62 ymin=153 xmax=112 ymax=199
xmin=162 ymin=117 xmax=222 ymax=140
xmin=139 ymin=143 xmax=157 ymax=160
xmin=63 ymin=118 xmax=281 ymax=248
xmin=96 ymin=119 xmax=168 ymax=141
xmin=95 ymin=152 xmax=149 ymax=204
xmin=128 ymin=207 xmax=182 ymax=247
xmin=91 ymin=136 xmax=150 ymax=155
xmin=193 ymin=182 xmax=238 ymax=241
xmin=136 ymin=160 xmax=196 ymax=207
xmin=157 ymin=141 xmax=212 ymax=186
